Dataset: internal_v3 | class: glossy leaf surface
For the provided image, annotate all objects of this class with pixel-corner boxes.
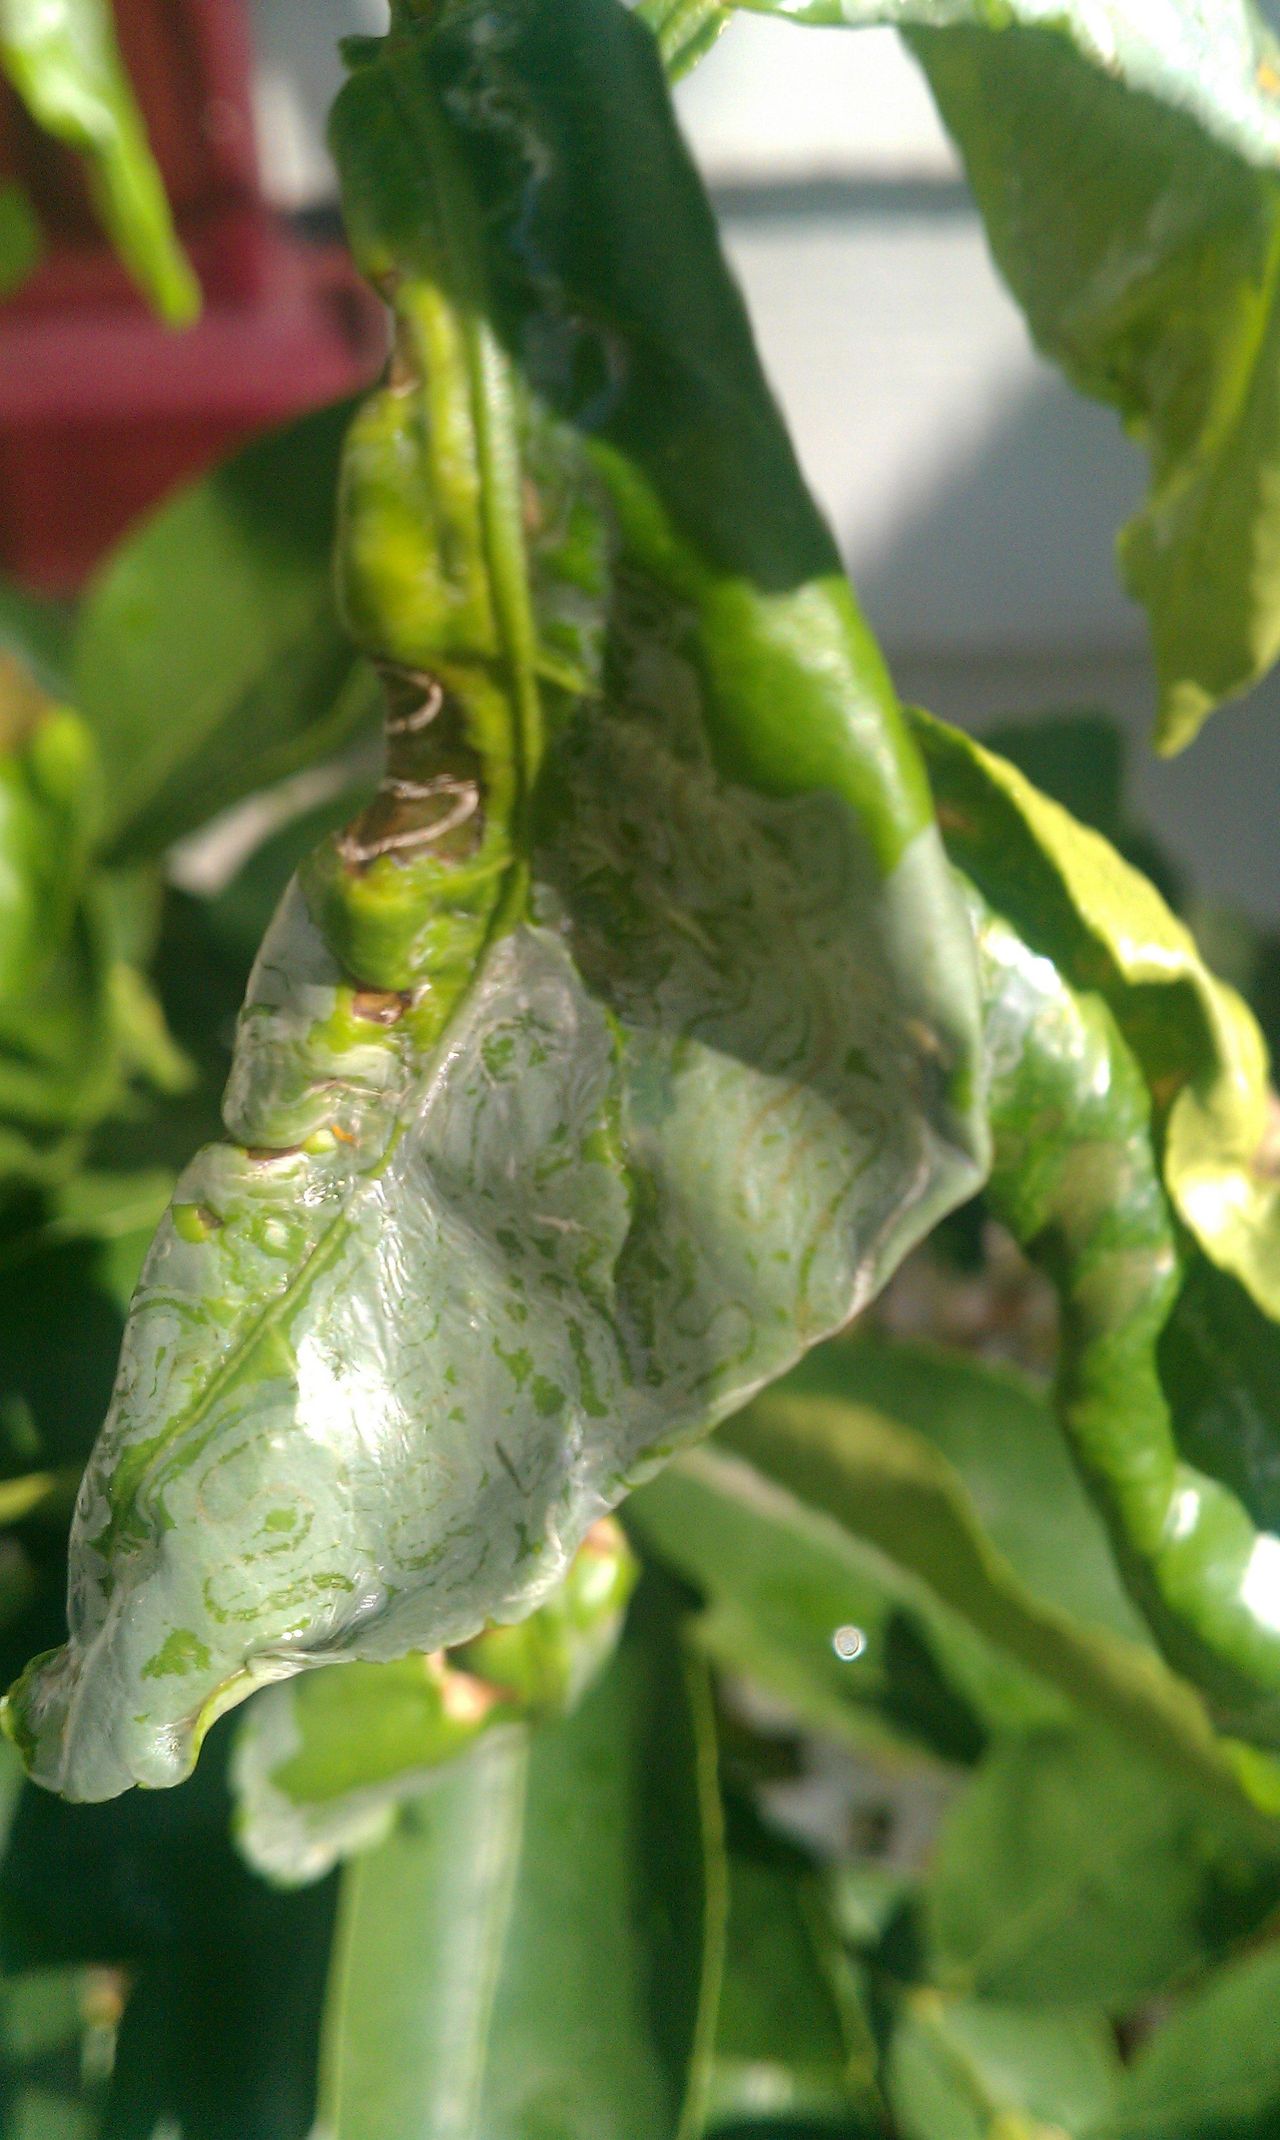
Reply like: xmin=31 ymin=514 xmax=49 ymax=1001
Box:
xmin=962 ymin=879 xmax=1280 ymax=1748
xmin=0 ymin=0 xmax=197 ymax=322
xmin=908 ymin=716 xmax=1280 ymax=1722
xmin=6 ymin=0 xmax=986 ymax=1802
xmin=915 ymin=710 xmax=1280 ymax=1321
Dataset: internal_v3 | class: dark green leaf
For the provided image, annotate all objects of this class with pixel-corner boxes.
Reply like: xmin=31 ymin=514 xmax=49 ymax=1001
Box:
xmin=788 ymin=1338 xmax=1149 ymax=1649
xmin=317 ymin=1586 xmax=724 ymax=2140
xmin=708 ymin=1799 xmax=882 ymax=2129
xmin=1095 ymin=1937 xmax=1280 ymax=2139
xmin=1160 ymin=1252 xmax=1280 ymax=1536
xmin=0 ymin=1727 xmax=337 ymax=2140
xmin=0 ymin=180 xmax=40 ymax=297
xmin=923 ymin=1725 xmax=1280 ymax=2008
xmin=0 ymin=1208 xmax=157 ymax=1479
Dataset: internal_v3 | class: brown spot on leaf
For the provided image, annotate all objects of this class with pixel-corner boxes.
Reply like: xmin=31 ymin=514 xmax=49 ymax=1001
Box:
xmin=351 ymin=988 xmax=410 ymax=1026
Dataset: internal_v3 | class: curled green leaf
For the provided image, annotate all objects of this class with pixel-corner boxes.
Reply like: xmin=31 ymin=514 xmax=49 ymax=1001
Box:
xmin=914 ymin=708 xmax=1280 ymax=1323
xmin=5 ymin=0 xmax=985 ymax=1803
xmin=973 ymin=880 xmax=1280 ymax=1743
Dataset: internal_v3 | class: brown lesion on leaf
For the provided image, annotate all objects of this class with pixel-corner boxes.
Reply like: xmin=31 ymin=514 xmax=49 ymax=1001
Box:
xmin=338 ymin=663 xmax=485 ymax=873
xmin=385 ymin=305 xmax=418 ymax=396
xmin=350 ymin=988 xmax=412 ymax=1026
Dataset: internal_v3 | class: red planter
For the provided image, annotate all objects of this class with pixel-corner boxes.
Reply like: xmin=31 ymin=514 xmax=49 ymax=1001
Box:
xmin=0 ymin=0 xmax=384 ymax=590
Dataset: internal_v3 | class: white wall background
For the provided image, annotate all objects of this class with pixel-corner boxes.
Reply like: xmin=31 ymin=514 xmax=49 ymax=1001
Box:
xmin=246 ymin=2 xmax=1280 ymax=920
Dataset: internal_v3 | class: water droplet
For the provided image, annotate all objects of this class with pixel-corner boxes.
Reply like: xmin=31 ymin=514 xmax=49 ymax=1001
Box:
xmin=832 ymin=1624 xmax=866 ymax=1662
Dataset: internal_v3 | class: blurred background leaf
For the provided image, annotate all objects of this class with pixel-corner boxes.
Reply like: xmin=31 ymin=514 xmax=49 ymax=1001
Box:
xmin=72 ymin=399 xmax=378 ymax=862
xmin=0 ymin=179 xmax=39 ymax=297
xmin=0 ymin=0 xmax=197 ymax=322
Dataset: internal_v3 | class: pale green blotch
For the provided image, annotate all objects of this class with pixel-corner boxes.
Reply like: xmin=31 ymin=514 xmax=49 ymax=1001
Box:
xmin=141 ymin=1629 xmax=212 ymax=1681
